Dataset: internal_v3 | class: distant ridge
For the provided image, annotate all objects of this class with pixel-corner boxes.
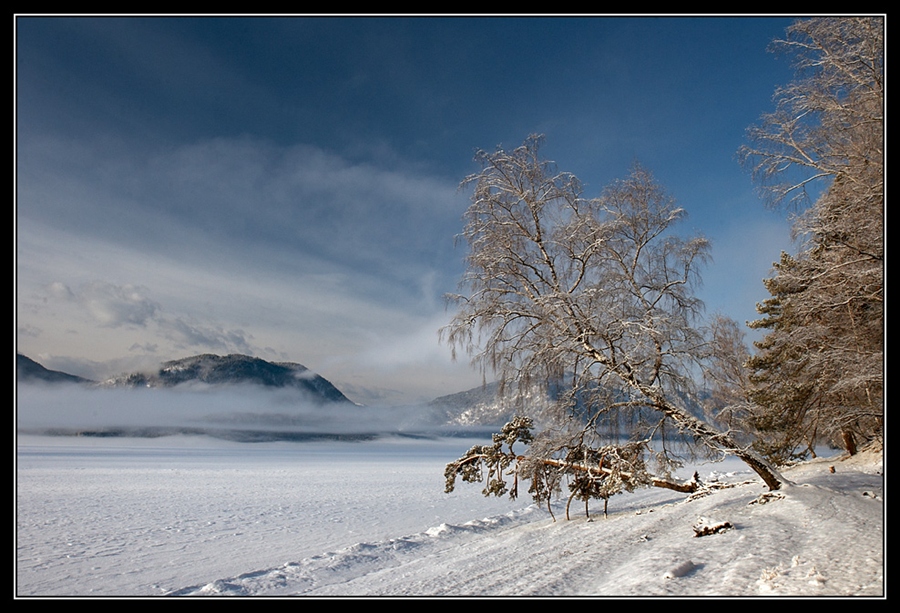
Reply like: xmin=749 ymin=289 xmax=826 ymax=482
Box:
xmin=428 ymin=381 xmax=555 ymax=427
xmin=100 ymin=353 xmax=354 ymax=404
xmin=428 ymin=381 xmax=505 ymax=426
xmin=16 ymin=354 xmax=93 ymax=385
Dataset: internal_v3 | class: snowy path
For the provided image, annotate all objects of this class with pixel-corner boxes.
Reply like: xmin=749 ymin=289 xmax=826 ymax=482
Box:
xmin=168 ymin=465 xmax=884 ymax=597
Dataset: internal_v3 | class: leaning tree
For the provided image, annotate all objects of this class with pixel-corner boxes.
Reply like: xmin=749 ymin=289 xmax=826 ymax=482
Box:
xmin=442 ymin=136 xmax=785 ymax=516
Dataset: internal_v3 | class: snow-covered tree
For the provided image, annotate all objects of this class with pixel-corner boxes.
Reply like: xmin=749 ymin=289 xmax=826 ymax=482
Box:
xmin=739 ymin=17 xmax=883 ymax=212
xmin=700 ymin=315 xmax=755 ymax=436
xmin=740 ymin=17 xmax=884 ymax=457
xmin=442 ymin=136 xmax=786 ymax=507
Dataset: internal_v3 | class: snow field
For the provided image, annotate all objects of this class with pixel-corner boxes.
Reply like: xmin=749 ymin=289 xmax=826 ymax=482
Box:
xmin=16 ymin=434 xmax=883 ymax=597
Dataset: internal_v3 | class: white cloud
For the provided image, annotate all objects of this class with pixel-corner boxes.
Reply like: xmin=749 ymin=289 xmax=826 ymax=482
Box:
xmin=77 ymin=281 xmax=161 ymax=327
xmin=159 ymin=317 xmax=254 ymax=354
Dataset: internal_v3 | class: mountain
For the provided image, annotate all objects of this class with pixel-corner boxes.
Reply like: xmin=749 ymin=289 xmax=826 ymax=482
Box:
xmin=100 ymin=354 xmax=353 ymax=404
xmin=428 ymin=381 xmax=505 ymax=426
xmin=16 ymin=354 xmax=93 ymax=385
xmin=428 ymin=380 xmax=557 ymax=427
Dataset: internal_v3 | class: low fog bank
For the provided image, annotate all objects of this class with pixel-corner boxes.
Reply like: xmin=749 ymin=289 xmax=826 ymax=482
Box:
xmin=15 ymin=382 xmax=494 ymax=442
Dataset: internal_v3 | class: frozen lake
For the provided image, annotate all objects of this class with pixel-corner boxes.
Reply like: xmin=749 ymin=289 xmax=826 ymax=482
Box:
xmin=16 ymin=433 xmax=532 ymax=596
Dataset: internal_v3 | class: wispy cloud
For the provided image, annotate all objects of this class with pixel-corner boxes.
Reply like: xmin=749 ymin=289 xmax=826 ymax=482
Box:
xmin=159 ymin=317 xmax=254 ymax=355
xmin=16 ymin=17 xmax=802 ymax=404
xmin=74 ymin=281 xmax=161 ymax=328
xmin=18 ymin=134 xmax=466 ymax=290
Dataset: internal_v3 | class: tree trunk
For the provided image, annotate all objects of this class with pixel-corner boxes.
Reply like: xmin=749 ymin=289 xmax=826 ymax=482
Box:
xmin=540 ymin=457 xmax=702 ymax=493
xmin=842 ymin=430 xmax=858 ymax=456
xmin=650 ymin=473 xmax=700 ymax=493
xmin=593 ymin=354 xmax=790 ymax=491
xmin=731 ymin=448 xmax=785 ymax=491
xmin=649 ymin=390 xmax=789 ymax=490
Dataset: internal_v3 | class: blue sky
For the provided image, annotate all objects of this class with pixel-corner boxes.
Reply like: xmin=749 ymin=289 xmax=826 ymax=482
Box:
xmin=16 ymin=15 xmax=802 ymax=405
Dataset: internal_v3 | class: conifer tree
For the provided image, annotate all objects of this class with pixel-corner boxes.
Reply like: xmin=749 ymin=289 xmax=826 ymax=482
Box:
xmin=740 ymin=17 xmax=884 ymax=457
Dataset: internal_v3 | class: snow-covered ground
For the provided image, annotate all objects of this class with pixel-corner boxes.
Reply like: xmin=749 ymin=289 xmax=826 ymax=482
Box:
xmin=16 ymin=431 xmax=884 ymax=598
